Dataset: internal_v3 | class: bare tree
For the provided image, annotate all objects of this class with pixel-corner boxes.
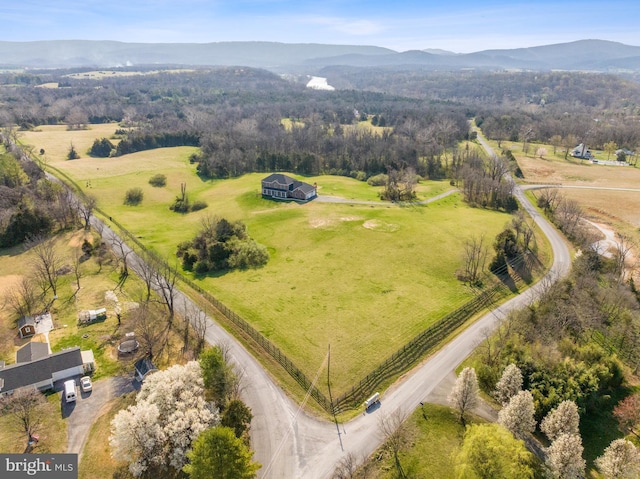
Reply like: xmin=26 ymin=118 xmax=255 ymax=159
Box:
xmin=555 ymin=198 xmax=584 ymax=238
xmin=378 ymin=408 xmax=412 ymax=479
xmin=332 ymin=452 xmax=360 ymax=479
xmin=519 ymin=125 xmax=535 ymax=155
xmin=613 ymin=233 xmax=635 ymax=282
xmin=186 ymin=303 xmax=208 ymax=358
xmin=6 ymin=276 xmax=41 ymax=318
xmin=137 ymin=253 xmax=157 ymax=302
xmin=27 ymin=236 xmax=62 ymax=298
xmin=0 ymin=388 xmax=48 ymax=444
xmin=109 ymin=234 xmax=133 ymax=280
xmin=77 ymin=194 xmax=97 ymax=231
xmin=71 ymin=247 xmax=82 ymax=293
xmin=132 ymin=303 xmax=167 ymax=361
xmin=153 ymin=260 xmax=179 ymax=322
xmin=536 ymin=188 xmax=561 ymax=213
xmin=462 ymin=235 xmax=488 ymax=286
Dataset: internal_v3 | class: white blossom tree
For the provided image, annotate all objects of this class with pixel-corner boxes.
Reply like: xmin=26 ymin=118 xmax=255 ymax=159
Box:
xmin=110 ymin=403 xmax=165 ymax=477
xmin=448 ymin=367 xmax=479 ymax=426
xmin=545 ymin=433 xmax=585 ymax=479
xmin=110 ymin=361 xmax=219 ymax=476
xmin=494 ymin=363 xmax=523 ymax=406
xmin=540 ymin=400 xmax=580 ymax=442
xmin=595 ymin=439 xmax=640 ymax=479
xmin=498 ymin=390 xmax=536 ymax=439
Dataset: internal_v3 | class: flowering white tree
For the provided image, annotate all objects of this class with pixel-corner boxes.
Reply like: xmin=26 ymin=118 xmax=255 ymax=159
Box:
xmin=110 ymin=403 xmax=165 ymax=477
xmin=540 ymin=400 xmax=580 ymax=442
xmin=498 ymin=390 xmax=536 ymax=439
xmin=494 ymin=363 xmax=523 ymax=406
xmin=448 ymin=367 xmax=479 ymax=426
xmin=110 ymin=361 xmax=219 ymax=476
xmin=545 ymin=433 xmax=585 ymax=479
xmin=595 ymin=439 xmax=640 ymax=479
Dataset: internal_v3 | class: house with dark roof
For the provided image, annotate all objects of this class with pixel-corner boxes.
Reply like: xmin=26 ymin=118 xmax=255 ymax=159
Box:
xmin=0 ymin=346 xmax=95 ymax=397
xmin=261 ymin=174 xmax=317 ymax=201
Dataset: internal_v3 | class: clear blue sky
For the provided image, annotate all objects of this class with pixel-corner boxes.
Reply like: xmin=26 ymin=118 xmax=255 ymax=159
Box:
xmin=2 ymin=0 xmax=638 ymax=53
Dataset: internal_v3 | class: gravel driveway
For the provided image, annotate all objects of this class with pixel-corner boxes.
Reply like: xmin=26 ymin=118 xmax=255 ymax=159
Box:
xmin=60 ymin=375 xmax=138 ymax=459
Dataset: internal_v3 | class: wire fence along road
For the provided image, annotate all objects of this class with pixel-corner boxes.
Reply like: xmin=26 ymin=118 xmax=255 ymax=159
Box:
xmin=22 ymin=130 xmax=572 ymax=478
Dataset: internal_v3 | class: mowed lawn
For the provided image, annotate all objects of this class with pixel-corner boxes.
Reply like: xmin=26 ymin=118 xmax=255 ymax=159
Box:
xmin=21 ymin=127 xmax=512 ymax=394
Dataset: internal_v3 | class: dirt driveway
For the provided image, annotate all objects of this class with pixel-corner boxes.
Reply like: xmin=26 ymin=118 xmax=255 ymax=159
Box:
xmin=59 ymin=375 xmax=138 ymax=459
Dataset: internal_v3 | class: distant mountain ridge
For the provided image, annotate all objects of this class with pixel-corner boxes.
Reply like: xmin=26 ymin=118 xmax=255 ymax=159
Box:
xmin=1 ymin=39 xmax=639 ymax=73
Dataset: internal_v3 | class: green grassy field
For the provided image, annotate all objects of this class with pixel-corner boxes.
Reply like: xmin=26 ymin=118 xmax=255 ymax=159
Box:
xmin=20 ymin=126 xmax=517 ymax=394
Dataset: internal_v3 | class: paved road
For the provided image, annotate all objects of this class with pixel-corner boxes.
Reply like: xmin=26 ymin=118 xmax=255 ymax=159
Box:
xmin=38 ymin=135 xmax=569 ymax=477
xmin=83 ymin=154 xmax=570 ymax=477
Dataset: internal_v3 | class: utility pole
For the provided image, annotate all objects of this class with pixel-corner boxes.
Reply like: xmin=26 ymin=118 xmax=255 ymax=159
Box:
xmin=327 ymin=344 xmax=343 ymax=451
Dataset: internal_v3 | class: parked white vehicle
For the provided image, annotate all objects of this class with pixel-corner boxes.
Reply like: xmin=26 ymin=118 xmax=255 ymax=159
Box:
xmin=64 ymin=379 xmax=77 ymax=403
xmin=80 ymin=376 xmax=92 ymax=392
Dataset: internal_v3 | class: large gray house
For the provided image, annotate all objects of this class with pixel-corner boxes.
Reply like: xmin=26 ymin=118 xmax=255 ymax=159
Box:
xmin=0 ymin=345 xmax=95 ymax=397
xmin=261 ymin=174 xmax=317 ymax=201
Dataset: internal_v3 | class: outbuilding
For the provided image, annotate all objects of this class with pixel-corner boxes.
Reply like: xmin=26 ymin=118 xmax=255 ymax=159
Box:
xmin=134 ymin=357 xmax=158 ymax=382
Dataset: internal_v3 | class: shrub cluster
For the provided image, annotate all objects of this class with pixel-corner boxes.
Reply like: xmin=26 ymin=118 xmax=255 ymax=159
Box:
xmin=177 ymin=217 xmax=269 ymax=273
xmin=124 ymin=187 xmax=144 ymax=206
xmin=148 ymin=173 xmax=167 ymax=187
xmin=89 ymin=137 xmax=115 ymax=157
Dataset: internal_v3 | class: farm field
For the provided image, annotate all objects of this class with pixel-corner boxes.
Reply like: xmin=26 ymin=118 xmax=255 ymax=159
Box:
xmin=491 ymin=139 xmax=640 ymax=232
xmin=21 ymin=126 xmax=522 ymax=394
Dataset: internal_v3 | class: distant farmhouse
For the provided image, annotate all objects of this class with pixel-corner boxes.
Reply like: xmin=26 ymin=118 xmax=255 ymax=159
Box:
xmin=570 ymin=143 xmax=593 ymax=160
xmin=261 ymin=174 xmax=317 ymax=201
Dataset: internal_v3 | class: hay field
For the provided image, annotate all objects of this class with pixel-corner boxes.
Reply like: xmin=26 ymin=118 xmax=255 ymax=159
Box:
xmin=494 ymin=139 xmax=640 ymax=231
xmin=20 ymin=123 xmax=121 ymax=161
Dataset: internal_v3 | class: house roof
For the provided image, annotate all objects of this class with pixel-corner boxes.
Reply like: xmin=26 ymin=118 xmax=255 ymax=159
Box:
xmin=16 ymin=342 xmax=50 ymax=363
xmin=0 ymin=347 xmax=83 ymax=393
xmin=134 ymin=357 xmax=157 ymax=377
xmin=262 ymin=173 xmax=295 ymax=186
xmin=292 ymin=181 xmax=316 ymax=195
xmin=17 ymin=316 xmax=36 ymax=329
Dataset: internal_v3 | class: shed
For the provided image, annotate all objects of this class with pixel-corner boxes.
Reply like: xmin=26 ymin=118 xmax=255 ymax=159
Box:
xmin=18 ymin=316 xmax=36 ymax=338
xmin=134 ymin=357 xmax=158 ymax=382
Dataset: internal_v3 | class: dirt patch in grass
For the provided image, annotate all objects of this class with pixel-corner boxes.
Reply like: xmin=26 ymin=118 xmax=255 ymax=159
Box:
xmin=362 ymin=219 xmax=399 ymax=232
xmin=0 ymin=274 xmax=22 ymax=298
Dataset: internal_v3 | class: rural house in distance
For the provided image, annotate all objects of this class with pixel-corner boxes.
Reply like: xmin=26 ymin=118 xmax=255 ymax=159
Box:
xmin=261 ymin=173 xmax=317 ymax=201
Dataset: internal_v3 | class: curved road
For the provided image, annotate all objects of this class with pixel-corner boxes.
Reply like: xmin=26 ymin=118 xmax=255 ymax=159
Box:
xmin=37 ymin=132 xmax=570 ymax=478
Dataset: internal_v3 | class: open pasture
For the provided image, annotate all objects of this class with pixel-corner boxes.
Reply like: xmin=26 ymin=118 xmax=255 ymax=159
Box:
xmin=21 ymin=123 xmax=121 ymax=162
xmin=22 ymin=127 xmax=513 ymax=394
